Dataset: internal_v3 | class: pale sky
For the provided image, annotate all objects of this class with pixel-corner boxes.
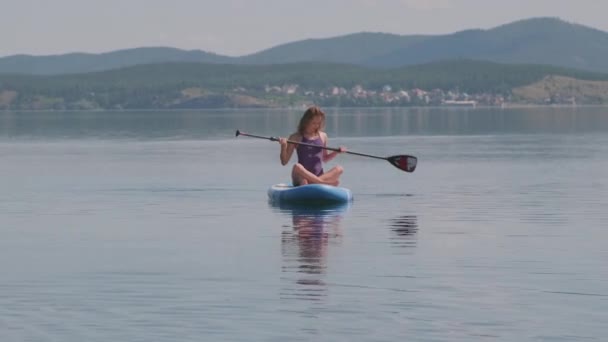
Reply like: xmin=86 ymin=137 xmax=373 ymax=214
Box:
xmin=2 ymin=0 xmax=606 ymax=57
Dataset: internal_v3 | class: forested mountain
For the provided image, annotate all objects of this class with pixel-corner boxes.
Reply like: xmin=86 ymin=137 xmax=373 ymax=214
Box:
xmin=366 ymin=17 xmax=608 ymax=72
xmin=2 ymin=59 xmax=608 ymax=110
xmin=0 ymin=47 xmax=234 ymax=75
xmin=238 ymin=32 xmax=429 ymax=65
xmin=2 ymin=17 xmax=608 ymax=74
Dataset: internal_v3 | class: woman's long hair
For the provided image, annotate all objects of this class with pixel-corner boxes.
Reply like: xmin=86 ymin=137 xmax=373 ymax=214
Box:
xmin=297 ymin=106 xmax=326 ymax=135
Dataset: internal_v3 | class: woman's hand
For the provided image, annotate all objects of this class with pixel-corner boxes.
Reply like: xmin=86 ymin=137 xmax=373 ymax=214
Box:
xmin=278 ymin=137 xmax=288 ymax=147
xmin=338 ymin=146 xmax=347 ymax=153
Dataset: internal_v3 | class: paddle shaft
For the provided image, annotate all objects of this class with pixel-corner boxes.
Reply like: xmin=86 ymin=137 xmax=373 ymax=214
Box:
xmin=236 ymin=130 xmax=417 ymax=173
xmin=236 ymin=130 xmax=386 ymax=161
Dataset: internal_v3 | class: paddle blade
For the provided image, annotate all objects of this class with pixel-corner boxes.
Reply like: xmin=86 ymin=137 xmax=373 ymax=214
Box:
xmin=387 ymin=155 xmax=418 ymax=173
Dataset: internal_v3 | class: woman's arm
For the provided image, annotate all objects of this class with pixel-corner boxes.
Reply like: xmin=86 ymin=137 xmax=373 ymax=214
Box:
xmin=279 ymin=133 xmax=299 ymax=165
xmin=321 ymin=132 xmax=346 ymax=162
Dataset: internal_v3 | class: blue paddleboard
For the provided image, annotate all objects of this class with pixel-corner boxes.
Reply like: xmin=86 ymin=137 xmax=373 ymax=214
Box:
xmin=268 ymin=183 xmax=353 ymax=204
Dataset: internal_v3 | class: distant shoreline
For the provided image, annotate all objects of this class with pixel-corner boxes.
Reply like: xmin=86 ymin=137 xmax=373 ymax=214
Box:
xmin=2 ymin=103 xmax=607 ymax=113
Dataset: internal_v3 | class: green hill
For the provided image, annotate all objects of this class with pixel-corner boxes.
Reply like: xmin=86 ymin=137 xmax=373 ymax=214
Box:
xmin=2 ymin=59 xmax=608 ymax=110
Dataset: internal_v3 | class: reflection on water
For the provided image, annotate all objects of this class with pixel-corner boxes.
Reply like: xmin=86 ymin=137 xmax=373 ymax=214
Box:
xmin=2 ymin=108 xmax=608 ymax=340
xmin=270 ymin=202 xmax=350 ymax=302
xmin=3 ymin=107 xmax=608 ymax=140
xmin=389 ymin=215 xmax=419 ymax=248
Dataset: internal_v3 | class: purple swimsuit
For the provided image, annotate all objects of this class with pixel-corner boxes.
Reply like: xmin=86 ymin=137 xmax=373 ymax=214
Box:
xmin=297 ymin=135 xmax=324 ymax=177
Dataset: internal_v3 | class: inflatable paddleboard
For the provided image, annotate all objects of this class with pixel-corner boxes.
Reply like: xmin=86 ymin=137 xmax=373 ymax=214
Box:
xmin=268 ymin=183 xmax=353 ymax=205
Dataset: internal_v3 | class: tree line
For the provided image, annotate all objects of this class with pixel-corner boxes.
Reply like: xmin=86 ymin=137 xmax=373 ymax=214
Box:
xmin=1 ymin=60 xmax=607 ymax=110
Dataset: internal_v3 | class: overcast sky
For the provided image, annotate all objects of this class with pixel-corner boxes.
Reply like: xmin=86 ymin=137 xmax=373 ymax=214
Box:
xmin=2 ymin=0 xmax=606 ymax=57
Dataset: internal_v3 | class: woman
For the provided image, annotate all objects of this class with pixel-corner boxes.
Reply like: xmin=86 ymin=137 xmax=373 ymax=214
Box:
xmin=279 ymin=106 xmax=346 ymax=186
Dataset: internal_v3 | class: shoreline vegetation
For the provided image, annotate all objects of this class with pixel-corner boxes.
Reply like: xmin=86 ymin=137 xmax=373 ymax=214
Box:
xmin=2 ymin=60 xmax=608 ymax=111
xmin=3 ymin=103 xmax=607 ymax=114
xmin=0 ymin=103 xmax=608 ymax=115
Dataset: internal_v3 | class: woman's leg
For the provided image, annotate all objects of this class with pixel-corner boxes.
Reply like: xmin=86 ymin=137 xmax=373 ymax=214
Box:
xmin=319 ymin=165 xmax=343 ymax=186
xmin=292 ymin=163 xmax=340 ymax=186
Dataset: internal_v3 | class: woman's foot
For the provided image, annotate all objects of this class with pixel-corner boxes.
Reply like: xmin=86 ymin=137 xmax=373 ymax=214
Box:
xmin=325 ymin=180 xmax=339 ymax=186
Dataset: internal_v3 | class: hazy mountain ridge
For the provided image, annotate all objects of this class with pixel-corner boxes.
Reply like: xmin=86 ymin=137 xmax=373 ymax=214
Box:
xmin=0 ymin=47 xmax=235 ymax=75
xmin=238 ymin=32 xmax=431 ymax=65
xmin=367 ymin=17 xmax=608 ymax=71
xmin=2 ymin=17 xmax=608 ymax=74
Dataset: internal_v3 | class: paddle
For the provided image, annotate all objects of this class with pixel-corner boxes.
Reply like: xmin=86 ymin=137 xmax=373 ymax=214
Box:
xmin=235 ymin=130 xmax=417 ymax=173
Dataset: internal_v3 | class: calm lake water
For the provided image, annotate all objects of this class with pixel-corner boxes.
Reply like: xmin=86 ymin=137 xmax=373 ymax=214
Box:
xmin=1 ymin=107 xmax=607 ymax=341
